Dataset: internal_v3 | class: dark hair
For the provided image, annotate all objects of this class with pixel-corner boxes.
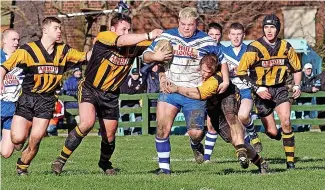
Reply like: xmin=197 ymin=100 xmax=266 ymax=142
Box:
xmin=206 ymin=22 xmax=223 ymax=34
xmin=199 ymin=54 xmax=219 ymax=73
xmin=229 ymin=22 xmax=245 ymax=32
xmin=111 ymin=13 xmax=131 ymax=27
xmin=42 ymin=17 xmax=61 ymax=27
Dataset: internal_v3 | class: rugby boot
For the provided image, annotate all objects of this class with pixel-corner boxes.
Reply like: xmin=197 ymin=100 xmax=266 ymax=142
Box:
xmin=259 ymin=161 xmax=269 ymax=174
xmin=17 ymin=168 xmax=28 ymax=176
xmin=286 ymin=162 xmax=295 ymax=169
xmin=98 ymin=160 xmax=117 ymax=175
xmin=236 ymin=148 xmax=249 ymax=169
xmin=192 ymin=143 xmax=204 ymax=164
xmin=155 ymin=168 xmax=171 ymax=175
xmin=51 ymin=158 xmax=66 ymax=175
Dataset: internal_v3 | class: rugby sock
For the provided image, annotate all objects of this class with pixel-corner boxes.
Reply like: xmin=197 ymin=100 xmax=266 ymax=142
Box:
xmin=16 ymin=158 xmax=29 ymax=170
xmin=204 ymin=132 xmax=218 ymax=161
xmin=155 ymin=136 xmax=171 ymax=174
xmin=99 ymin=139 xmax=115 ymax=164
xmin=245 ymin=118 xmax=255 ymax=135
xmin=235 ymin=144 xmax=247 ymax=158
xmin=282 ymin=131 xmax=295 ymax=163
xmin=251 ymin=154 xmax=265 ymax=168
xmin=58 ymin=126 xmax=85 ymax=163
xmin=190 ymin=138 xmax=200 ymax=150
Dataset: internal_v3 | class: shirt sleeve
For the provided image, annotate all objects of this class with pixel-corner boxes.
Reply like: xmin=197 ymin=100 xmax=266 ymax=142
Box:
xmin=1 ymin=49 xmax=27 ymax=72
xmin=66 ymin=48 xmax=87 ymax=63
xmin=197 ymin=76 xmax=219 ymax=100
xmin=286 ymin=41 xmax=301 ymax=73
xmin=96 ymin=31 xmax=119 ymax=46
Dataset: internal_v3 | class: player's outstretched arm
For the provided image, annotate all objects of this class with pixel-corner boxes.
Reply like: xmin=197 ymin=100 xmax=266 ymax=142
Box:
xmin=117 ymin=29 xmax=163 ymax=47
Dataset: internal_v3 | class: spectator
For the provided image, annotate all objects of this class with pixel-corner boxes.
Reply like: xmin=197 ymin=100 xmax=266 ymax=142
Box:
xmin=120 ymin=68 xmax=146 ymax=135
xmin=295 ymin=63 xmax=318 ymax=130
xmin=63 ymin=67 xmax=82 ymax=125
xmin=63 ymin=67 xmax=82 ymax=108
xmin=140 ymin=63 xmax=160 ymax=124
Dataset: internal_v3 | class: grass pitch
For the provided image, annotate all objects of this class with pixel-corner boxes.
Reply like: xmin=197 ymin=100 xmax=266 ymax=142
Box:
xmin=1 ymin=132 xmax=325 ymax=190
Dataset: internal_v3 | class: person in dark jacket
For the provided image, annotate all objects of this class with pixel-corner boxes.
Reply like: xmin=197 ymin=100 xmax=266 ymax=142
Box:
xmin=120 ymin=68 xmax=146 ymax=134
xmin=63 ymin=67 xmax=82 ymax=108
xmin=62 ymin=67 xmax=82 ymax=125
xmin=295 ymin=63 xmax=318 ymax=130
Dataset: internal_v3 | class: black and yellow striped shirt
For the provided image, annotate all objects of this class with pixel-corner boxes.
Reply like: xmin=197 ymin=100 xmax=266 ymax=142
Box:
xmin=1 ymin=40 xmax=86 ymax=95
xmin=238 ymin=38 xmax=301 ymax=88
xmin=84 ymin=31 xmax=151 ymax=92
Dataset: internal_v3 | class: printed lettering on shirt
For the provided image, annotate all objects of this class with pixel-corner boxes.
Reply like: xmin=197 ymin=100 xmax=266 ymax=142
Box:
xmin=38 ymin=66 xmax=59 ymax=74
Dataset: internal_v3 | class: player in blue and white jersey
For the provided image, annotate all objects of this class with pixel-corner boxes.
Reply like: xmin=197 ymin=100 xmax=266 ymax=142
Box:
xmin=0 ymin=29 xmax=23 ymax=158
xmin=143 ymin=7 xmax=231 ymax=175
xmin=223 ymin=23 xmax=263 ymax=152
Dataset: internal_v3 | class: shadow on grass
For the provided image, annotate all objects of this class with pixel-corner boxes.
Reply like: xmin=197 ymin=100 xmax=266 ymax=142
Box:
xmin=40 ymin=168 xmax=122 ymax=176
xmin=266 ymin=157 xmax=325 ymax=164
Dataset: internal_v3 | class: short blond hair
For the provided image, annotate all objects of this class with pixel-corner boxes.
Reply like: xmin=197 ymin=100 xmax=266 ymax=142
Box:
xmin=179 ymin=7 xmax=199 ymax=20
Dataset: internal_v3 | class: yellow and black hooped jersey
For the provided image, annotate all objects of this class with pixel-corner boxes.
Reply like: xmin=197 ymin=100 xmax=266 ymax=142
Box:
xmin=1 ymin=40 xmax=86 ymax=95
xmin=197 ymin=72 xmax=239 ymax=109
xmin=197 ymin=74 xmax=221 ymax=100
xmin=84 ymin=31 xmax=151 ymax=92
xmin=237 ymin=37 xmax=301 ymax=91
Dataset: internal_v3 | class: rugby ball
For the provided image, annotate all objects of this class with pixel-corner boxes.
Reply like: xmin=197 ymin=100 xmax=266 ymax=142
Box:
xmin=153 ymin=39 xmax=173 ymax=64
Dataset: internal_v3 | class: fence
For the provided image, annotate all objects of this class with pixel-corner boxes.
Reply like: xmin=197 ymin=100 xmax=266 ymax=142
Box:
xmin=59 ymin=91 xmax=325 ymax=135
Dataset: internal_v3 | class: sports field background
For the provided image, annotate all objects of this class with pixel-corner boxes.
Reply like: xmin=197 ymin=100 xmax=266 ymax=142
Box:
xmin=1 ymin=132 xmax=325 ymax=190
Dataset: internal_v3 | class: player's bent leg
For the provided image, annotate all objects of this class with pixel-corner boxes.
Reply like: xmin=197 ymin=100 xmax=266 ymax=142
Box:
xmin=1 ymin=129 xmax=15 ymax=158
xmin=52 ymin=102 xmax=96 ymax=175
xmin=224 ymin=114 xmax=248 ymax=169
xmin=261 ymin=114 xmax=281 ymax=140
xmin=98 ymin=118 xmax=118 ymax=175
xmin=17 ymin=117 xmax=49 ymax=175
xmin=10 ymin=115 xmax=32 ymax=146
xmin=203 ymin=116 xmax=218 ymax=163
xmin=184 ymin=106 xmax=206 ymax=164
xmin=155 ymin=100 xmax=178 ymax=174
xmin=239 ymin=99 xmax=263 ymax=153
xmin=275 ymin=102 xmax=295 ymax=169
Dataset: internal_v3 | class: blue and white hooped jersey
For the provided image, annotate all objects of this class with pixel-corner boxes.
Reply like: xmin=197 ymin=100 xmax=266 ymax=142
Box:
xmin=144 ymin=28 xmax=226 ymax=88
xmin=0 ymin=49 xmax=24 ymax=102
xmin=223 ymin=44 xmax=249 ymax=90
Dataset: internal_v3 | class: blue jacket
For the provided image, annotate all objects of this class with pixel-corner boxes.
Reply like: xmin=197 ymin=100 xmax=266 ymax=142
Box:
xmin=63 ymin=76 xmax=80 ymax=97
xmin=1 ymin=49 xmax=7 ymax=63
xmin=140 ymin=64 xmax=160 ymax=93
xmin=63 ymin=76 xmax=80 ymax=108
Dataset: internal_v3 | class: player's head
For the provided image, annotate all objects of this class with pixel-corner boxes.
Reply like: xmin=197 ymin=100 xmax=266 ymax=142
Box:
xmin=207 ymin=22 xmax=223 ymax=43
xmin=178 ymin=7 xmax=199 ymax=38
xmin=228 ymin=22 xmax=245 ymax=47
xmin=42 ymin=17 xmax=62 ymax=42
xmin=1 ymin=29 xmax=20 ymax=53
xmin=110 ymin=13 xmax=131 ymax=36
xmin=199 ymin=54 xmax=219 ymax=81
xmin=262 ymin=14 xmax=281 ymax=42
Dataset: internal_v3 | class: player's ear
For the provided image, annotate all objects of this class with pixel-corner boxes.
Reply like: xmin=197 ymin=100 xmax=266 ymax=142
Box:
xmin=110 ymin=26 xmax=116 ymax=32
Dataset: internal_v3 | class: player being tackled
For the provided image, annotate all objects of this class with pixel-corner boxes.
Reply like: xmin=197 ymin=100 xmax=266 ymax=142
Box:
xmin=166 ymin=54 xmax=269 ymax=174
